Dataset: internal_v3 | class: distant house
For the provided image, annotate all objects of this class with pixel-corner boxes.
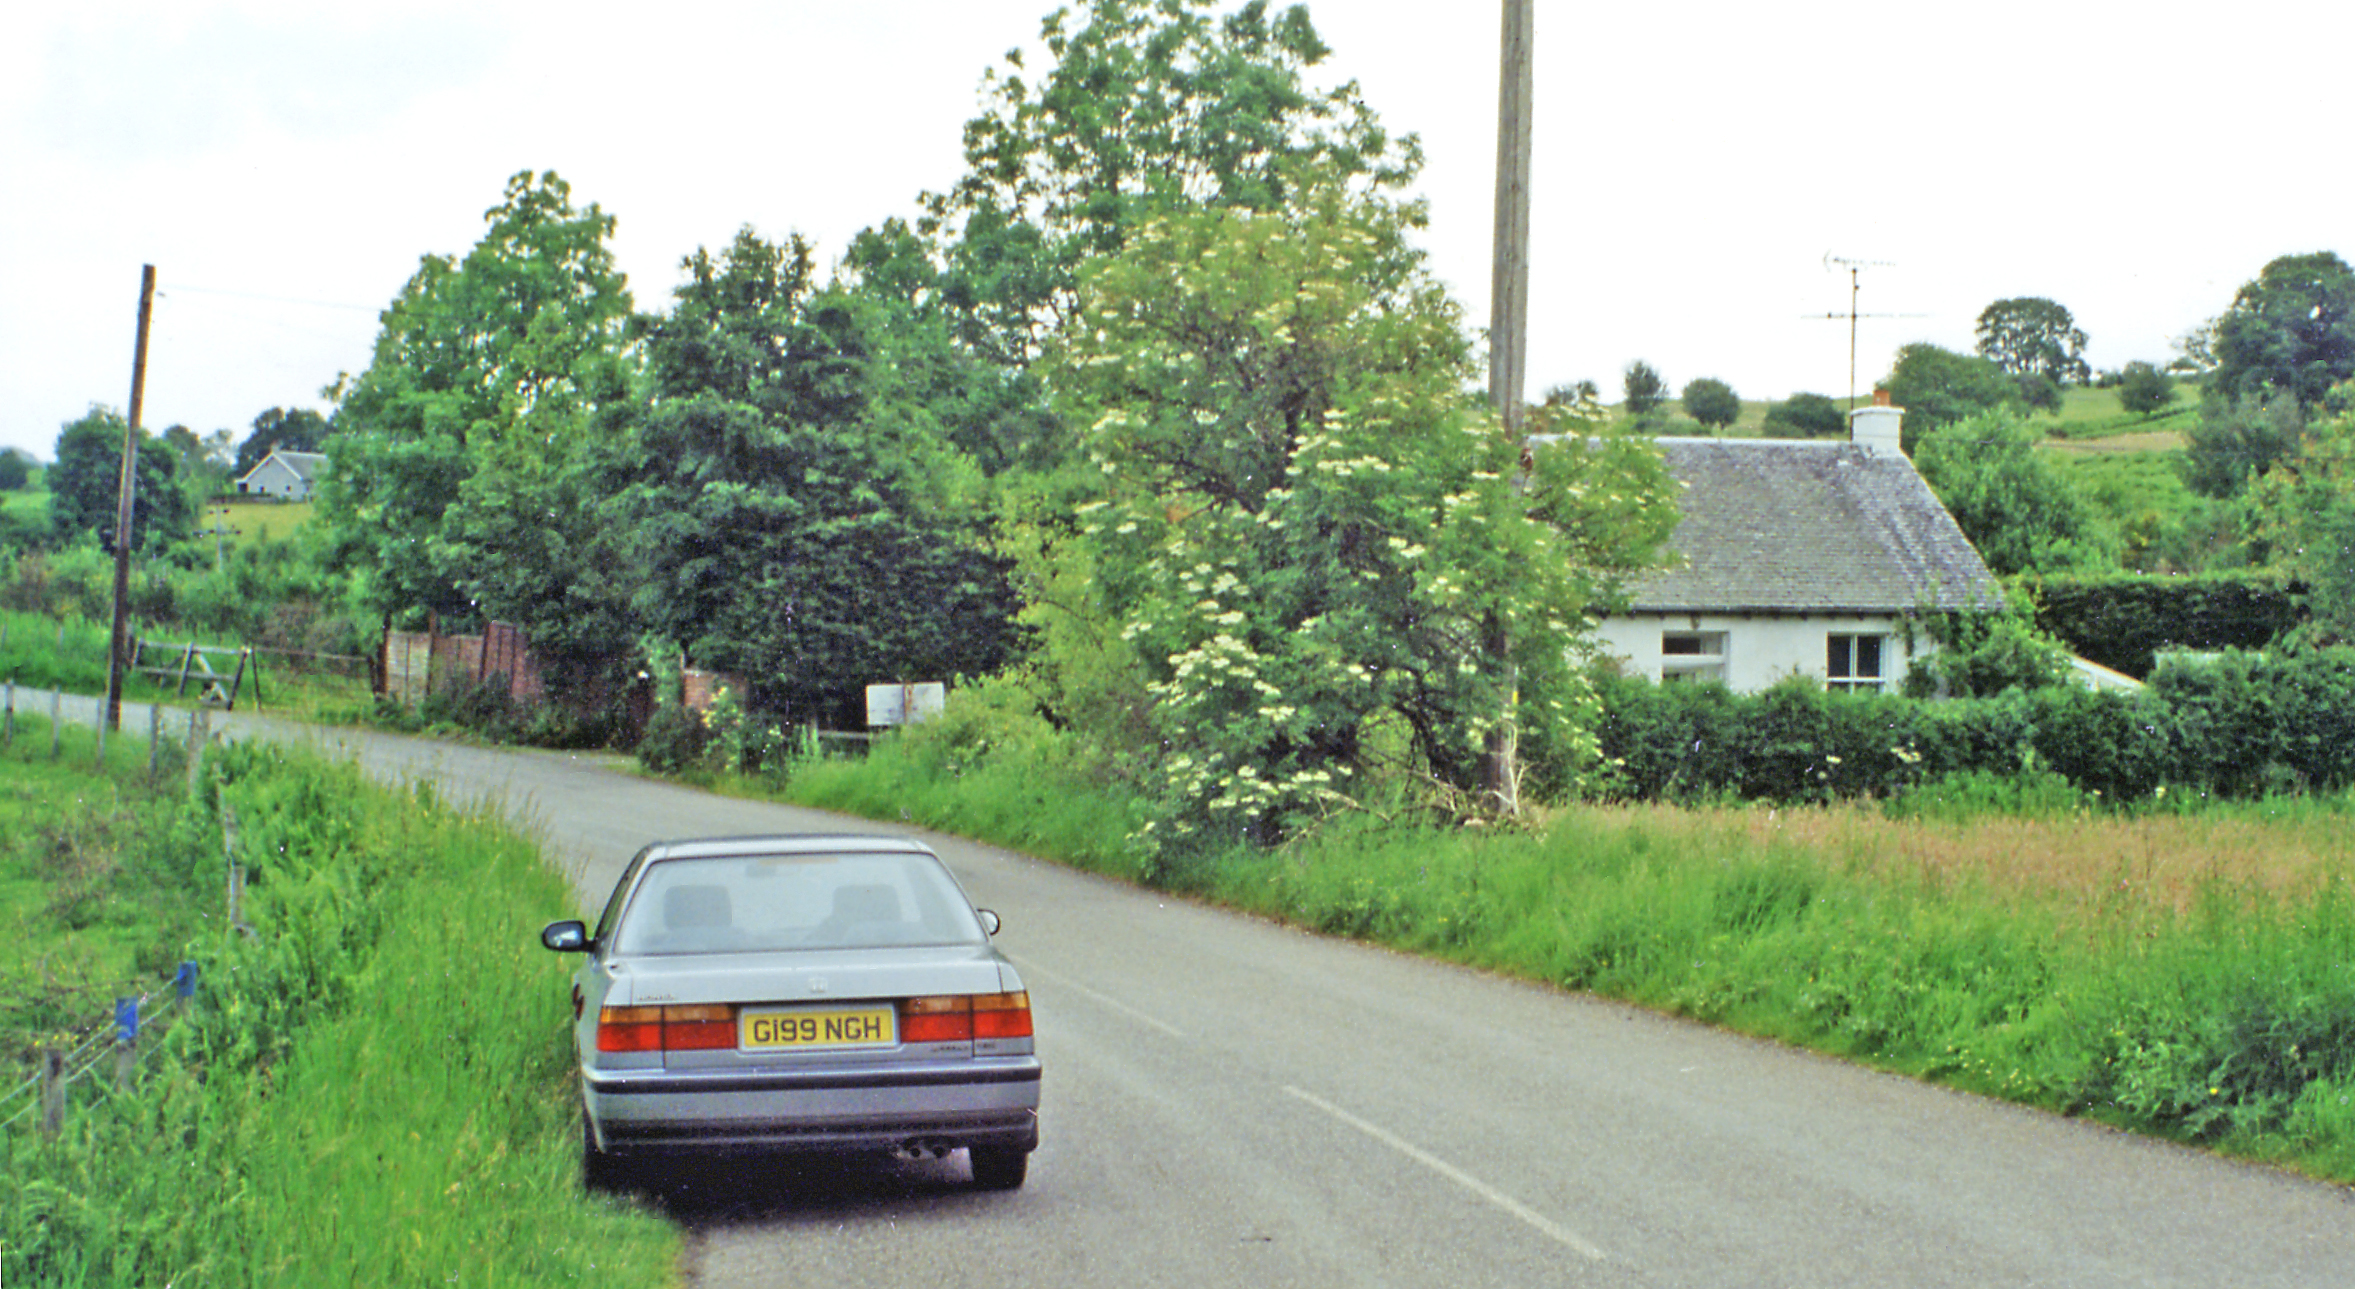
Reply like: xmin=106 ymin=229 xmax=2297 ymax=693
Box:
xmin=1586 ymin=398 xmax=2003 ymax=694
xmin=236 ymin=450 xmax=327 ymax=501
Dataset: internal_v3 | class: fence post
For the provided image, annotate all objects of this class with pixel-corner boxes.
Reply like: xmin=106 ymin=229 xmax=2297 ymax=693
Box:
xmin=40 ymin=1048 xmax=65 ymax=1138
xmin=51 ymin=689 xmax=62 ymax=759
xmin=4 ymin=678 xmax=13 ymax=748
xmin=176 ymin=960 xmax=200 ymax=1006
xmin=114 ymin=997 xmax=139 ymax=1090
xmin=148 ymin=703 xmax=162 ymax=782
xmin=224 ymin=801 xmax=246 ymax=934
xmin=185 ymin=707 xmax=209 ymax=796
xmin=94 ymin=695 xmax=107 ymax=767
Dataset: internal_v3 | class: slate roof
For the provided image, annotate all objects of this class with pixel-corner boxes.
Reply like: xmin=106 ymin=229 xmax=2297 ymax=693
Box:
xmin=1624 ymin=437 xmax=2001 ymax=614
xmin=237 ymin=450 xmax=327 ymax=491
xmin=267 ymin=450 xmax=327 ymax=482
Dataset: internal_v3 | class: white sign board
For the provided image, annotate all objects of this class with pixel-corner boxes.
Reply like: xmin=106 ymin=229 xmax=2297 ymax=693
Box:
xmin=865 ymin=682 xmax=947 ymax=728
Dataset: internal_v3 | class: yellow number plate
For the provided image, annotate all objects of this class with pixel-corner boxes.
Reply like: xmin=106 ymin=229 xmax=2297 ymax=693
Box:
xmin=741 ymin=1007 xmax=896 ymax=1050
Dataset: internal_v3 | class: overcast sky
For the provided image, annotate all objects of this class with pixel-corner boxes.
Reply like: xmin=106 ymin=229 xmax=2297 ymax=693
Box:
xmin=3 ymin=0 xmax=2343 ymax=462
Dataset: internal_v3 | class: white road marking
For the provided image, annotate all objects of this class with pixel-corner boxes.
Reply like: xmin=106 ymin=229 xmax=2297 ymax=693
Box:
xmin=1282 ymin=1085 xmax=1608 ymax=1262
xmin=1013 ymin=958 xmax=1187 ymax=1038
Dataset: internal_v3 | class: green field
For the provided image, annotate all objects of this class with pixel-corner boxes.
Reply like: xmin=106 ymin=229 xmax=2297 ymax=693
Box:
xmin=212 ymin=497 xmax=314 ymax=549
xmin=2039 ymin=379 xmax=2200 ymax=442
xmin=1590 ymin=377 xmax=2202 ymax=445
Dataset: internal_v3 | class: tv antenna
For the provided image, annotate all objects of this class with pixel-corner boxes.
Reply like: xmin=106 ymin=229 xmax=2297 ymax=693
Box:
xmin=1808 ymin=254 xmax=1921 ymax=410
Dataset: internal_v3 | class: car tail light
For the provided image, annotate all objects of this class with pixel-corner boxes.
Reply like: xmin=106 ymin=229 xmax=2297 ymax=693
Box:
xmin=663 ymin=1004 xmax=736 ymax=1051
xmin=899 ymin=995 xmax=972 ymax=1043
xmin=596 ymin=1004 xmax=738 ymax=1053
xmin=597 ymin=1005 xmax=664 ymax=1053
xmin=973 ymin=991 xmax=1033 ymax=1039
xmin=897 ymin=992 xmax=1032 ymax=1042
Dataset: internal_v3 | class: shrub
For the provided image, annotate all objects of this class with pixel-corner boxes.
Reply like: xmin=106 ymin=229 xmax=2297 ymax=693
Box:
xmin=633 ymin=702 xmax=710 ymax=775
xmin=1762 ymin=392 xmax=1846 ymax=438
xmin=1902 ymin=606 xmax=2073 ymax=698
xmin=2118 ymin=361 xmax=2177 ymax=416
xmin=1681 ymin=377 xmax=1740 ymax=430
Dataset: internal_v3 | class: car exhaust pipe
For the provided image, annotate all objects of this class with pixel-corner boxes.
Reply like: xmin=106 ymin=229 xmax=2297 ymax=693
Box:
xmin=893 ymin=1139 xmax=953 ymax=1162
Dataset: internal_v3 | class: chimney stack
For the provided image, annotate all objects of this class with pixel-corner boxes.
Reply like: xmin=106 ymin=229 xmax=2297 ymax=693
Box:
xmin=1850 ymin=388 xmax=1904 ymax=458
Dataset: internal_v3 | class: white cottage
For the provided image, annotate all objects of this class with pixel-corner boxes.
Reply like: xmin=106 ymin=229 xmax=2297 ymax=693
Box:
xmin=1591 ymin=399 xmax=2002 ymax=693
xmin=236 ymin=449 xmax=328 ymax=501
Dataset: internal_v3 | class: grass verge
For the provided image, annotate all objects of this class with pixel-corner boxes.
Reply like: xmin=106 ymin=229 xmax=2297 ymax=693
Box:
xmin=0 ymin=715 xmax=678 ymax=1286
xmin=778 ymin=728 xmax=2355 ymax=1187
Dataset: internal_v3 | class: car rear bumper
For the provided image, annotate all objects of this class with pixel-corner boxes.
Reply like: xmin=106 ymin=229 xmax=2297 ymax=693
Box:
xmin=584 ymin=1057 xmax=1041 ymax=1156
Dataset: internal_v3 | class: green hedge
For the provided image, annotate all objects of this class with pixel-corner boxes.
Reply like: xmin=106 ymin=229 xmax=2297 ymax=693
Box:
xmin=1594 ymin=646 xmax=2355 ymax=806
xmin=2032 ymin=572 xmax=2303 ymax=677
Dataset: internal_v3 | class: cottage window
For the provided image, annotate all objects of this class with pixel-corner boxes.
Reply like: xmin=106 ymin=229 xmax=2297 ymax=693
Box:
xmin=1826 ymin=634 xmax=1886 ymax=691
xmin=1660 ymin=631 xmax=1725 ymax=685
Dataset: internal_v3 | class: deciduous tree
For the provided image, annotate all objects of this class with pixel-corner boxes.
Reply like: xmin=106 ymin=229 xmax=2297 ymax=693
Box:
xmin=2117 ymin=361 xmax=2176 ymax=417
xmin=2251 ymin=382 xmax=2355 ymax=645
xmin=1762 ymin=391 xmax=1845 ymax=438
xmin=322 ymin=170 xmax=633 ymax=625
xmin=48 ymin=406 xmax=192 ymax=554
xmin=1883 ymin=343 xmax=2020 ymax=448
xmin=596 ymin=228 xmax=1021 ymax=724
xmin=1621 ymin=361 xmax=1667 ymax=416
xmin=2184 ymin=391 xmax=2303 ymax=497
xmin=2205 ymin=251 xmax=2355 ymax=409
xmin=1680 ymin=377 xmax=1739 ymax=430
xmin=1914 ymin=411 xmax=2118 ymax=577
xmin=1974 ymin=297 xmax=2090 ymax=386
xmin=916 ymin=0 xmax=1420 ymax=369
xmin=1034 ymin=176 xmax=1677 ymax=844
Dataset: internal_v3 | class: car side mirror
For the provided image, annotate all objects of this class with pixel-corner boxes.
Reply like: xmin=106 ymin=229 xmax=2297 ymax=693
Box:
xmin=542 ymin=920 xmax=591 ymax=953
xmin=976 ymin=909 xmax=1002 ymax=937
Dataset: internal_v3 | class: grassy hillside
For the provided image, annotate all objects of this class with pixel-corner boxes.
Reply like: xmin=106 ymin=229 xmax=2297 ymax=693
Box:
xmin=213 ymin=497 xmax=315 ymax=548
xmin=2039 ymin=380 xmax=2199 ymax=445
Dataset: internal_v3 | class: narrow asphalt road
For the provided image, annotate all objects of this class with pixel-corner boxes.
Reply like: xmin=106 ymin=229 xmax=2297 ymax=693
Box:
xmin=50 ymin=694 xmax=2355 ymax=1286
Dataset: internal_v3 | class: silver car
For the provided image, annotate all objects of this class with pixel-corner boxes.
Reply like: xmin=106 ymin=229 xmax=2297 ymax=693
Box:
xmin=541 ymin=834 xmax=1041 ymax=1190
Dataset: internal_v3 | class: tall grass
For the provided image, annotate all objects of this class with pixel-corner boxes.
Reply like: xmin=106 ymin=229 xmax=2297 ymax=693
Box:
xmin=784 ymin=722 xmax=2355 ymax=1184
xmin=0 ymin=610 xmax=371 ymax=722
xmin=0 ymin=722 xmax=678 ymax=1286
xmin=0 ymin=612 xmax=114 ymax=693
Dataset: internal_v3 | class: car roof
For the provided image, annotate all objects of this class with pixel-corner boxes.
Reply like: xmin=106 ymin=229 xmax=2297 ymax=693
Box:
xmin=636 ymin=834 xmax=936 ymax=864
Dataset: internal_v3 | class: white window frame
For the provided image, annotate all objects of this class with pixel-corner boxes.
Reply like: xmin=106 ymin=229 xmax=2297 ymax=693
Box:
xmin=1826 ymin=633 xmax=1887 ymax=692
xmin=1660 ymin=631 xmax=1726 ymax=685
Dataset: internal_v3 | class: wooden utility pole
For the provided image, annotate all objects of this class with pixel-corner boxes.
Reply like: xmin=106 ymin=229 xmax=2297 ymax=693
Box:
xmin=1483 ymin=0 xmax=1533 ymax=816
xmin=1490 ymin=0 xmax=1533 ymax=435
xmin=106 ymin=265 xmax=157 ymax=733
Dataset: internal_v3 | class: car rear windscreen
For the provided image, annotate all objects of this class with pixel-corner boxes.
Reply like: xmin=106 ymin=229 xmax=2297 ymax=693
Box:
xmin=612 ymin=851 xmax=987 ymax=955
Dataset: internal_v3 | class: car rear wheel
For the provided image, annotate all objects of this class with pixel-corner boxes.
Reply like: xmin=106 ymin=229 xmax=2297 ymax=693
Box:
xmin=968 ymin=1145 xmax=1029 ymax=1191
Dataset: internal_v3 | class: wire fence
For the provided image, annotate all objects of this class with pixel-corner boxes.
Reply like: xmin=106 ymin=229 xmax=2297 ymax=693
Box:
xmin=0 ymin=694 xmax=229 ymax=1140
xmin=0 ymin=964 xmax=201 ymax=1136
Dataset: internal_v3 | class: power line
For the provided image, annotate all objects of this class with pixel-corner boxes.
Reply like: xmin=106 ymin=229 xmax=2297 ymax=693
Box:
xmin=162 ymin=283 xmax=380 ymax=313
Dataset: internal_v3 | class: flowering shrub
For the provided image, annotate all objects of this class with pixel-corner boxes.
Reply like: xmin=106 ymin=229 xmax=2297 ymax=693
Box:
xmin=1033 ymin=174 xmax=1676 ymax=846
